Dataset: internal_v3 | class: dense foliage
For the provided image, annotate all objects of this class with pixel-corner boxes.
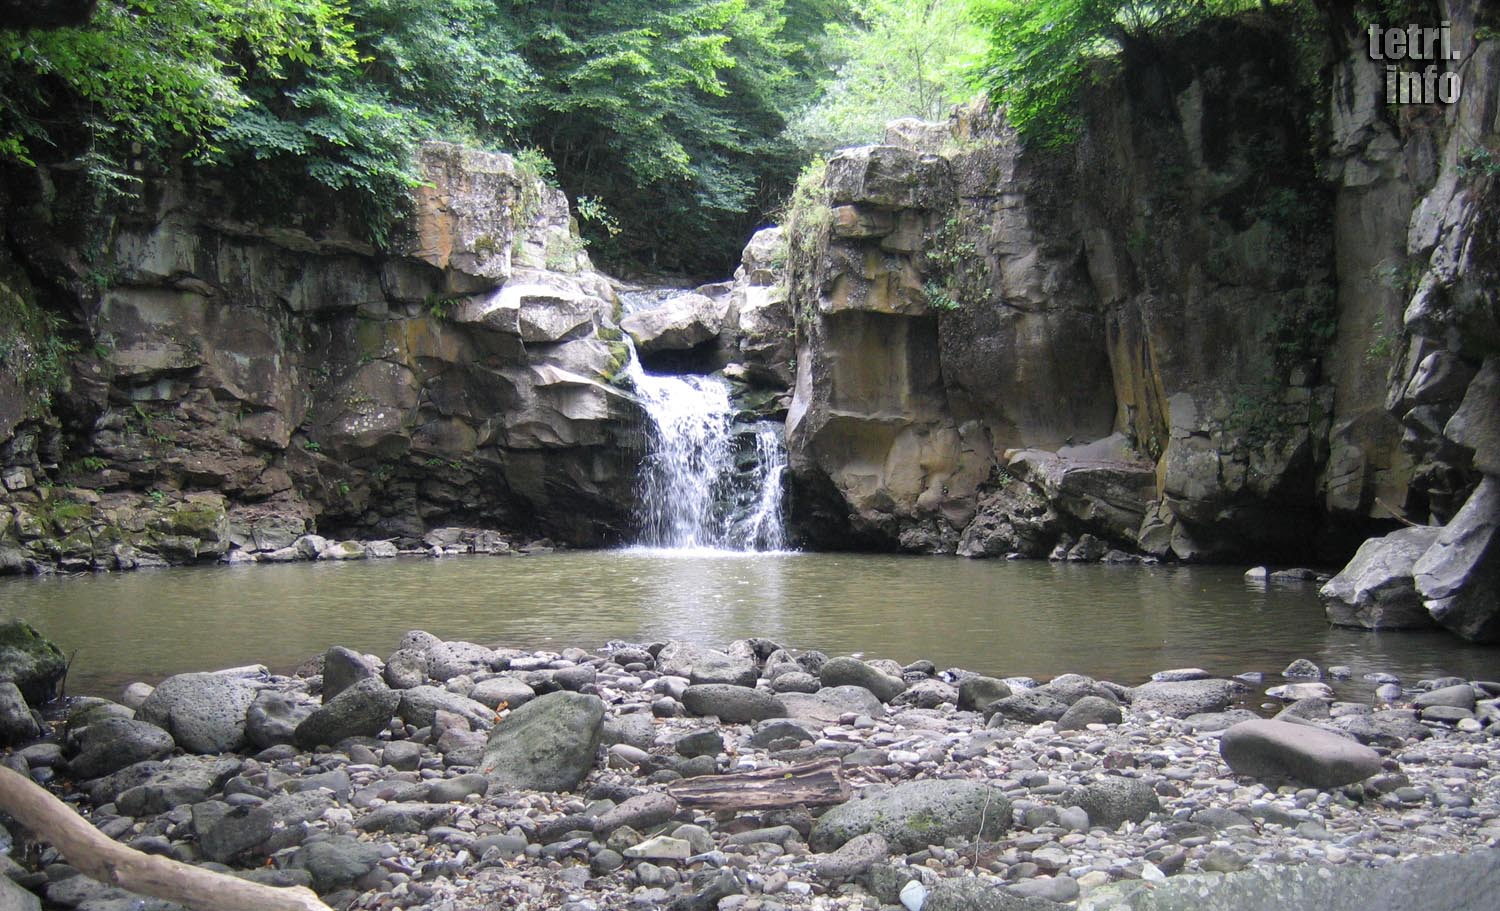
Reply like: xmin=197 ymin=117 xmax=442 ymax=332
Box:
xmin=1 ymin=0 xmax=858 ymax=272
xmin=786 ymin=0 xmax=983 ymax=153
xmin=970 ymin=0 xmax=1272 ymax=148
xmin=0 ymin=0 xmax=355 ymax=167
xmin=3 ymin=0 xmax=1390 ymax=272
xmin=505 ymin=1 xmax=832 ymax=272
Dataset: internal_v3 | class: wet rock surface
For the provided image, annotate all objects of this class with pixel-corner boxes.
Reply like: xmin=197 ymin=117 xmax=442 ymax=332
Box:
xmin=3 ymin=633 xmax=1497 ymax=911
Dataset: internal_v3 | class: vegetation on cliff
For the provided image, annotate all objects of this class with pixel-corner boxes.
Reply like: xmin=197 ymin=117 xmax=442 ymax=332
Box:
xmin=969 ymin=0 xmax=1269 ymax=147
xmin=783 ymin=0 xmax=983 ymax=153
xmin=0 ymin=0 xmax=858 ymax=272
xmin=2 ymin=0 xmax=1427 ymax=274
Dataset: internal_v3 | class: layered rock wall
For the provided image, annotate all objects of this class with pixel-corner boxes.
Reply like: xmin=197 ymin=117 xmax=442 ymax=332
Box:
xmin=784 ymin=7 xmax=1498 ymax=576
xmin=0 ymin=142 xmax=645 ymax=571
xmin=1318 ymin=3 xmax=1500 ymax=642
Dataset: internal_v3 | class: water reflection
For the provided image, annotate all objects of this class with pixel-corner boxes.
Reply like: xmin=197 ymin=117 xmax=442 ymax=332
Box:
xmin=0 ymin=552 xmax=1493 ymax=699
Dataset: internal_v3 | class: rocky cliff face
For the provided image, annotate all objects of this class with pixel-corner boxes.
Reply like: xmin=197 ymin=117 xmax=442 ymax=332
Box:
xmin=0 ymin=143 xmax=646 ymax=571
xmin=784 ymin=7 xmax=1498 ymax=579
xmin=1328 ymin=1 xmax=1500 ymax=642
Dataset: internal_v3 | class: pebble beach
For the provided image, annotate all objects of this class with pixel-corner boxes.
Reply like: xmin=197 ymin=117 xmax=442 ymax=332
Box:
xmin=9 ymin=633 xmax=1500 ymax=911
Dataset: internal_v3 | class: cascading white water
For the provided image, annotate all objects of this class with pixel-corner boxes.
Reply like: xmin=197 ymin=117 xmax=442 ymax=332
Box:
xmin=737 ymin=424 xmax=788 ymax=551
xmin=622 ymin=304 xmax=788 ymax=551
xmin=630 ymin=364 xmax=735 ymax=548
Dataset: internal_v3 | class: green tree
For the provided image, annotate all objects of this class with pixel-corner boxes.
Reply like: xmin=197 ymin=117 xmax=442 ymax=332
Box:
xmin=971 ymin=0 xmax=1265 ymax=147
xmin=343 ymin=0 xmax=532 ymax=142
xmin=786 ymin=0 xmax=985 ymax=152
xmin=210 ymin=0 xmax=535 ymax=244
xmin=505 ymin=0 xmax=805 ymax=271
xmin=0 ymin=0 xmax=854 ymax=270
xmin=0 ymin=0 xmax=354 ymax=168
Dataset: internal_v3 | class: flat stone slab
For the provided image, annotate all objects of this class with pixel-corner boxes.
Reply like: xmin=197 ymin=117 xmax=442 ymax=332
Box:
xmin=1219 ymin=719 xmax=1381 ymax=788
xmin=1131 ymin=679 xmax=1240 ymax=717
xmin=810 ymin=778 xmax=1011 ymax=853
xmin=681 ymin=684 xmax=786 ymax=724
xmin=779 ymin=686 xmax=884 ymax=724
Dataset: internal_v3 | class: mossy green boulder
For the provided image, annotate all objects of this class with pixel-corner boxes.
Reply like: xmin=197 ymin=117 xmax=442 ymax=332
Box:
xmin=810 ymin=779 xmax=1011 ymax=853
xmin=0 ymin=619 xmax=66 ymax=705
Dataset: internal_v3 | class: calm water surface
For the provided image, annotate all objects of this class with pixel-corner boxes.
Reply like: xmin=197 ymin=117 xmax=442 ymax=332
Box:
xmin=1 ymin=552 xmax=1494 ymax=699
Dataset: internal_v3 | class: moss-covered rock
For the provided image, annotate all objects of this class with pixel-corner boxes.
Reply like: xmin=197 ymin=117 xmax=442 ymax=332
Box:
xmin=0 ymin=619 xmax=67 ymax=705
xmin=809 ymin=779 xmax=1011 ymax=853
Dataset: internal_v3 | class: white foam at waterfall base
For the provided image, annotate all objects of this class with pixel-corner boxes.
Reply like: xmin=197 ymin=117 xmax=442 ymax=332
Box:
xmin=625 ymin=344 xmax=789 ymax=552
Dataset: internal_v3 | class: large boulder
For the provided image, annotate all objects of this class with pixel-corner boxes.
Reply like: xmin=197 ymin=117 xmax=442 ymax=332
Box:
xmin=137 ymin=672 xmax=260 ymax=753
xmin=656 ymin=641 xmax=757 ymax=687
xmin=397 ymin=685 xmax=494 ymax=730
xmin=819 ymin=657 xmax=907 ymax=703
xmin=621 ymin=292 xmax=728 ymax=354
xmin=1322 ymin=526 xmax=1443 ymax=629
xmin=1412 ymin=684 xmax=1476 ymax=710
xmin=198 ymin=803 xmax=281 ymax=864
xmin=1219 ymin=719 xmax=1381 ymax=788
xmin=1007 ymin=449 xmax=1157 ymax=544
xmin=1064 ymin=775 xmax=1160 ymax=828
xmin=470 ymin=676 xmax=537 ymax=710
xmin=480 ymin=690 xmax=604 ymax=792
xmin=682 ymin=684 xmax=787 ymax=724
xmin=730 ymin=228 xmax=795 ymax=386
xmin=245 ymin=690 xmax=313 ymax=748
xmin=1037 ymin=673 xmax=1113 ymax=706
xmin=986 ymin=690 xmax=1068 ymax=724
xmin=290 ymin=835 xmax=384 ymax=893
xmin=892 ymin=678 xmax=959 ymax=709
xmin=1131 ymin=679 xmax=1240 ymax=717
xmin=825 ymin=146 xmax=952 ymax=210
xmin=68 ymin=717 xmax=175 ymax=778
xmin=924 ymin=876 xmax=1057 ymax=911
xmin=405 ymin=142 xmax=520 ymax=290
xmin=1414 ymin=477 xmax=1500 ymax=642
xmin=1329 ymin=711 xmax=1431 ymax=748
xmin=0 ymin=620 xmax=66 ymax=706
xmin=458 ymin=272 xmax=611 ymax=343
xmin=116 ymin=762 xmax=228 ymax=816
xmin=957 ymin=676 xmax=1013 ymax=712
xmin=1057 ymin=695 xmax=1124 ymax=730
xmin=199 ymin=790 xmax=334 ymax=863
xmin=1445 ymin=357 xmax=1500 ymax=476
xmin=383 ymin=648 xmax=429 ymax=689
xmin=0 ymin=681 xmax=39 ymax=744
xmin=779 ymin=686 xmax=885 ymax=724
xmin=322 ymin=646 xmax=380 ymax=701
xmin=294 ymin=677 xmax=400 ymax=749
xmin=423 ymin=640 xmax=498 ymax=682
xmin=810 ymin=779 xmax=1011 ymax=853
xmin=0 ymin=873 xmax=39 ymax=911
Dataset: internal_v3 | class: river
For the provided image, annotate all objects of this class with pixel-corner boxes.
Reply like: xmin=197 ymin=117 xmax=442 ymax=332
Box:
xmin=1 ymin=551 xmax=1493 ymax=700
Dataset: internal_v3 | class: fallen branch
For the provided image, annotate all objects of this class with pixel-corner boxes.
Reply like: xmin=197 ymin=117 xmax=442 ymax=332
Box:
xmin=1375 ymin=497 xmax=1429 ymax=529
xmin=0 ymin=765 xmax=331 ymax=911
xmin=666 ymin=758 xmax=850 ymax=811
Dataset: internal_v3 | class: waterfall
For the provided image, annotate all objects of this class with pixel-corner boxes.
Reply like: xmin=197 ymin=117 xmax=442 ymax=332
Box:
xmin=738 ymin=424 xmax=788 ymax=551
xmin=622 ymin=303 xmax=788 ymax=552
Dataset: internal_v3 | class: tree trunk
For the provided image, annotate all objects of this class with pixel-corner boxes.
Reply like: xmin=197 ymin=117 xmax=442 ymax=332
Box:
xmin=0 ymin=766 xmax=331 ymax=911
xmin=665 ymin=758 xmax=850 ymax=811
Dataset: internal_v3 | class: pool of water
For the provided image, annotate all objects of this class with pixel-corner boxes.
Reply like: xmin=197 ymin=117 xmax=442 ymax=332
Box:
xmin=1 ymin=551 xmax=1493 ymax=700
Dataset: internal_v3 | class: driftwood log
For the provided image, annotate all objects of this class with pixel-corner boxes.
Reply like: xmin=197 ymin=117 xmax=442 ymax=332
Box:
xmin=666 ymin=758 xmax=850 ymax=811
xmin=0 ymin=765 xmax=332 ymax=911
